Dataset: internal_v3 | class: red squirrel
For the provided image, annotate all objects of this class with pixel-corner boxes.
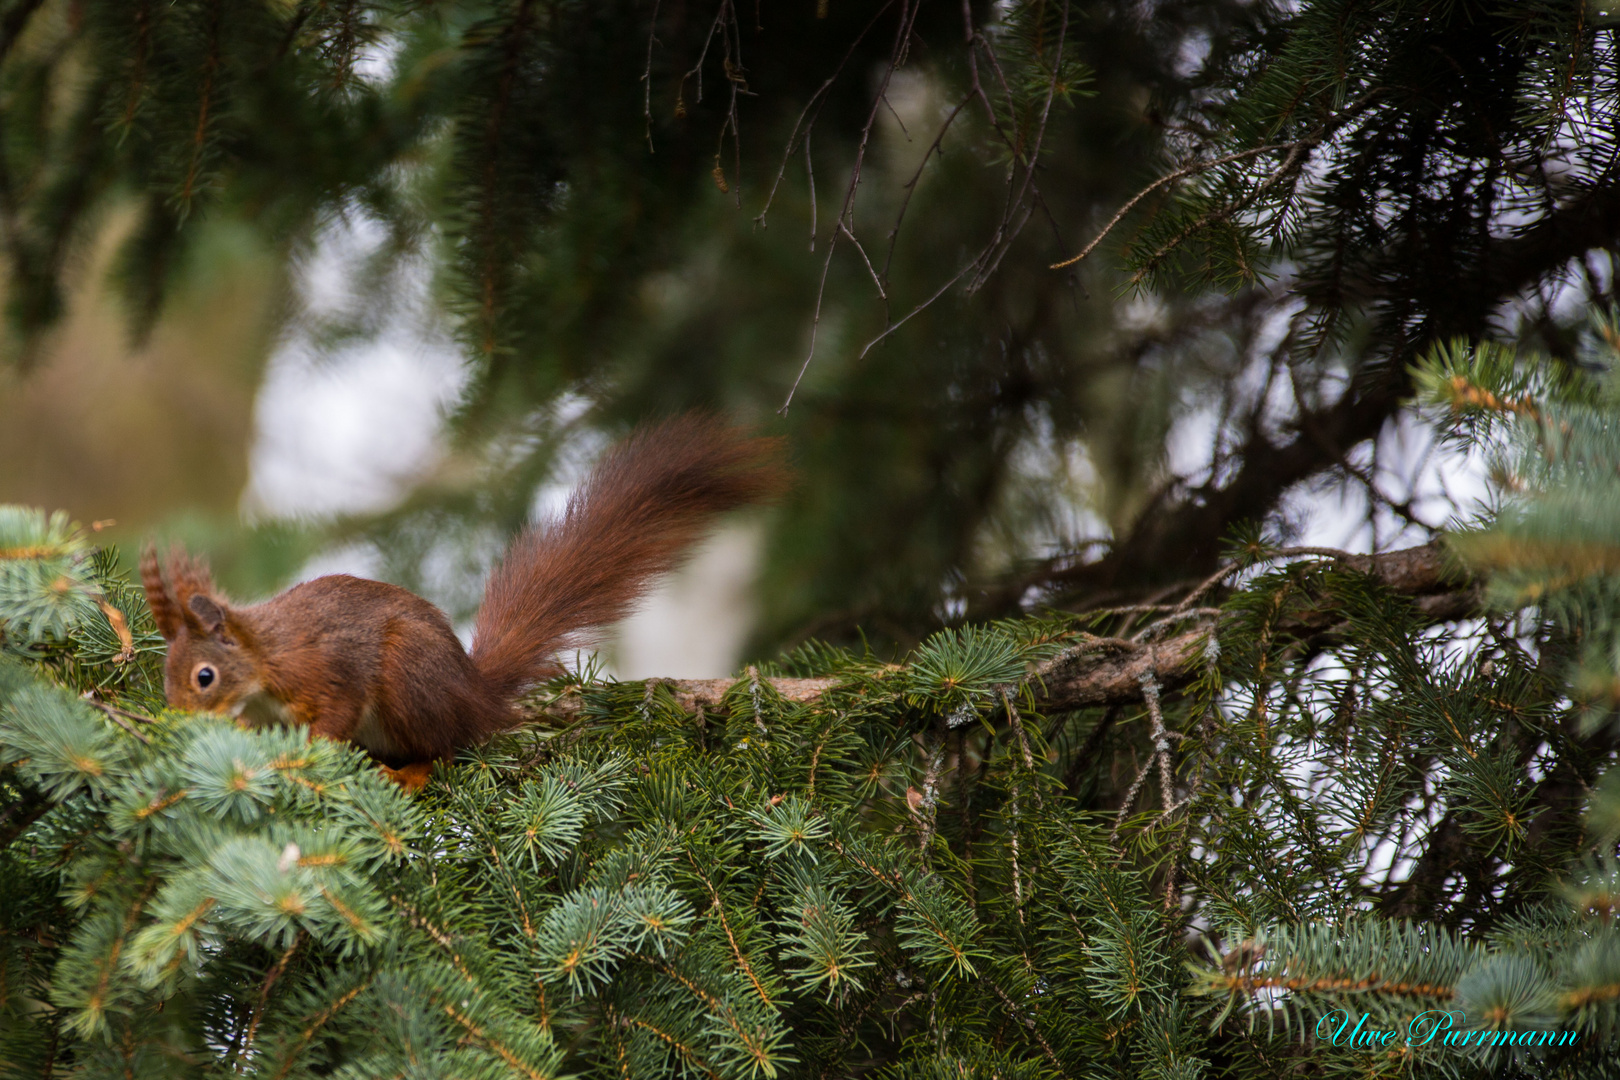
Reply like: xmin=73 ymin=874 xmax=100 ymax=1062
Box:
xmin=140 ymin=415 xmax=785 ymax=783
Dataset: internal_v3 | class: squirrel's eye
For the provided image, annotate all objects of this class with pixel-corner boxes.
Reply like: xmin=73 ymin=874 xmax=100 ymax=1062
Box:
xmin=195 ymin=666 xmax=216 ymax=689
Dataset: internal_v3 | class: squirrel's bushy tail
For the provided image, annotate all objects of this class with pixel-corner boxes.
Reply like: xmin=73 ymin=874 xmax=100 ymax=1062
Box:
xmin=470 ymin=414 xmax=787 ymax=701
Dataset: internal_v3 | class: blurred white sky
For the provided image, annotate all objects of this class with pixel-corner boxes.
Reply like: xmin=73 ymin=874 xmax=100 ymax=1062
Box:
xmin=242 ymin=213 xmax=466 ymax=520
xmin=243 ymin=335 xmax=465 ymax=519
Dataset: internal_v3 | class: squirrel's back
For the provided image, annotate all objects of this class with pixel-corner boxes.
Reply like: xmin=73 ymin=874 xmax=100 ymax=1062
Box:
xmin=469 ymin=414 xmax=787 ymax=702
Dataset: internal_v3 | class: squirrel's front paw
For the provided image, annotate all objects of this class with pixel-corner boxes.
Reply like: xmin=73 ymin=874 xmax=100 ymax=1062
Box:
xmin=379 ymin=761 xmax=435 ymax=792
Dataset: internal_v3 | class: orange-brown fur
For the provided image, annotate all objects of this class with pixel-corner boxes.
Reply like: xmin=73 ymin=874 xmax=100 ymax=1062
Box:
xmin=142 ymin=415 xmax=786 ymax=765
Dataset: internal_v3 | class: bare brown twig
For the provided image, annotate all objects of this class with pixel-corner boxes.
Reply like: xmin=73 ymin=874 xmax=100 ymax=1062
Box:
xmin=779 ymin=0 xmax=923 ymax=415
xmin=848 ymin=0 xmax=1076 ymax=367
xmin=84 ymin=696 xmax=153 ymax=745
xmin=881 ymin=92 xmax=972 ymax=281
xmin=640 ymin=0 xmax=662 ymax=152
xmin=754 ymin=1 xmax=896 ymax=229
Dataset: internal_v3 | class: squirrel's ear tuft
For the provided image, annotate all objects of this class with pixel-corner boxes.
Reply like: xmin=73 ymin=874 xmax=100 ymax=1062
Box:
xmin=140 ymin=545 xmax=182 ymax=641
xmin=164 ymin=547 xmax=227 ymax=637
xmin=187 ymin=594 xmax=226 ymax=635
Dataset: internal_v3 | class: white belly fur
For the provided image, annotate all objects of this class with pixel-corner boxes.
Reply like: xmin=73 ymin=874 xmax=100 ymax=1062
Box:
xmin=233 ymin=689 xmax=400 ymax=758
xmin=234 ymin=688 xmax=293 ymax=728
xmin=351 ymin=703 xmax=402 ymax=759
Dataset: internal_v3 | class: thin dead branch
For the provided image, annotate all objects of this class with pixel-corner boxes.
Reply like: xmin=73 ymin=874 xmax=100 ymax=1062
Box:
xmin=779 ymin=0 xmax=923 ymax=415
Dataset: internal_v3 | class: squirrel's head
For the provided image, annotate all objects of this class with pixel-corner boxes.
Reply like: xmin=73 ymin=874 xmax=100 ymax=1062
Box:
xmin=140 ymin=545 xmax=258 ymax=714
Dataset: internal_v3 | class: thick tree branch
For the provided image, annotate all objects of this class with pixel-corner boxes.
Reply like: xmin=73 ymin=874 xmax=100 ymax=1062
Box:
xmin=1013 ymin=182 xmax=1620 ymax=608
xmin=520 ymin=541 xmax=1473 ymax=724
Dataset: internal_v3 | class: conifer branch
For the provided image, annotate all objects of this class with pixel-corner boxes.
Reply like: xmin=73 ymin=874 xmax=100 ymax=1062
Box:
xmin=620 ymin=1012 xmax=722 ymax=1080
xmin=237 ymin=932 xmax=304 ymax=1073
xmin=269 ymin=977 xmax=373 ymax=1080
xmin=1048 ymin=142 xmax=1308 ymax=271
xmin=179 ymin=0 xmax=224 ymax=213
xmin=1205 ymin=970 xmax=1457 ymax=1001
xmin=441 ymin=1001 xmax=551 ymax=1080
xmin=881 ymin=92 xmax=972 ymax=282
xmin=692 ymin=865 xmax=774 ymax=1006
xmin=753 ymin=1 xmax=895 ymax=230
xmin=521 ymin=541 xmax=1473 ymax=724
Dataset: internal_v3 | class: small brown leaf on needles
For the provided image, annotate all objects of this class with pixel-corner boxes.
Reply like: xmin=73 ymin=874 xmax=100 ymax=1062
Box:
xmin=98 ymin=599 xmax=135 ymax=664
